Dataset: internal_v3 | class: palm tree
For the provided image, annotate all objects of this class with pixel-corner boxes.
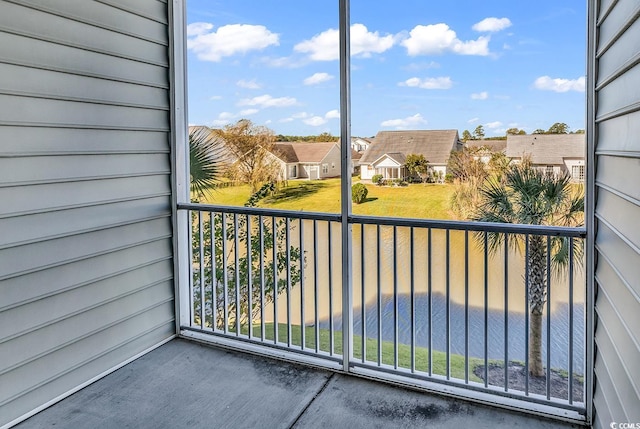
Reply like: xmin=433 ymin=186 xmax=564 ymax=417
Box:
xmin=473 ymin=159 xmax=584 ymax=377
xmin=189 ymin=126 xmax=225 ymax=201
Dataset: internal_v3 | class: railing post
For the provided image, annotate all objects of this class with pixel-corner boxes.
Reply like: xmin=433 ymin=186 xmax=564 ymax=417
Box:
xmin=339 ymin=0 xmax=352 ymax=372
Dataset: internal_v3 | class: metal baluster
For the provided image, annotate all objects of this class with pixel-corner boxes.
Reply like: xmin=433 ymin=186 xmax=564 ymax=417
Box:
xmin=259 ymin=216 xmax=265 ymax=341
xmin=222 ymin=213 xmax=228 ymax=333
xmin=272 ymin=216 xmax=278 ymax=344
xmin=410 ymin=227 xmax=415 ymax=373
xmin=446 ymin=229 xmax=450 ymax=379
xmin=328 ymin=221 xmax=334 ymax=355
xmin=504 ymin=233 xmax=509 ymax=391
xmin=393 ymin=226 xmax=398 ymax=370
xmin=569 ymin=237 xmax=574 ymax=404
xmin=546 ymin=235 xmax=552 ymax=400
xmin=361 ymin=223 xmax=366 ymax=363
xmin=483 ymin=231 xmax=488 ymax=387
xmin=300 ymin=219 xmax=305 ymax=350
xmin=314 ymin=220 xmax=319 ymax=353
xmin=199 ymin=211 xmax=205 ymax=330
xmin=286 ymin=217 xmax=291 ymax=347
xmin=211 ymin=212 xmax=217 ymax=332
xmin=377 ymin=224 xmax=382 ymax=366
xmin=428 ymin=228 xmax=433 ymax=376
xmin=247 ymin=215 xmax=252 ymax=338
xmin=464 ymin=230 xmax=469 ymax=383
xmin=234 ymin=214 xmax=240 ymax=336
xmin=525 ymin=235 xmax=530 ymax=395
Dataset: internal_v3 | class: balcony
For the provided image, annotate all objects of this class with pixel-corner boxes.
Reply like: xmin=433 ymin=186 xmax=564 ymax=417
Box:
xmin=174 ymin=203 xmax=588 ymax=423
xmin=17 ymin=339 xmax=580 ymax=428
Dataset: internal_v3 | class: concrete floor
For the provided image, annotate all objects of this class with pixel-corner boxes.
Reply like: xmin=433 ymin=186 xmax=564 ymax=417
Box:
xmin=18 ymin=339 xmax=582 ymax=429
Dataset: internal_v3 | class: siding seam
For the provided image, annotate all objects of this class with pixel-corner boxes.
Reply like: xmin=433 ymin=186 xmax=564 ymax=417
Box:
xmin=596 ymin=51 xmax=640 ymax=90
xmin=0 ymin=256 xmax=173 ymax=313
xmin=594 ymin=150 xmax=640 ymax=159
xmin=0 ymin=27 xmax=169 ymax=68
xmin=3 ymin=0 xmax=168 ymax=46
xmin=0 ymin=192 xmax=172 ymax=220
xmin=0 ymin=213 xmax=171 ymax=251
xmin=95 ymin=0 xmax=168 ymax=25
xmin=0 ymin=59 xmax=168 ymax=89
xmin=595 ymin=276 xmax=640 ymax=350
xmin=0 ymin=172 xmax=171 ymax=189
xmin=596 ymin=3 xmax=640 ymax=58
xmin=0 ymin=280 xmax=174 ymax=367
xmin=0 ymin=234 xmax=172 ymax=282
xmin=0 ymin=89 xmax=169 ymax=111
xmin=595 ymin=214 xmax=640 ymax=255
xmin=2 ymin=150 xmax=171 ymax=158
xmin=596 ymin=0 xmax=619 ymax=25
xmin=0 ymin=120 xmax=170 ymax=132
xmin=0 ymin=318 xmax=175 ymax=408
xmin=593 ymin=310 xmax=639 ymax=416
xmin=595 ymin=181 xmax=640 ymax=207
xmin=595 ymin=100 xmax=640 ymax=122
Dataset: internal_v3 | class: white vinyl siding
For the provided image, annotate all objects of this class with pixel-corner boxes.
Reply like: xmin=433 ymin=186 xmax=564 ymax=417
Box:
xmin=0 ymin=1 xmax=174 ymax=427
xmin=591 ymin=0 xmax=640 ymax=427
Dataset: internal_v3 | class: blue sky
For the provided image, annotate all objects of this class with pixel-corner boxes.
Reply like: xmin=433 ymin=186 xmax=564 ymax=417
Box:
xmin=186 ymin=1 xmax=586 ymax=138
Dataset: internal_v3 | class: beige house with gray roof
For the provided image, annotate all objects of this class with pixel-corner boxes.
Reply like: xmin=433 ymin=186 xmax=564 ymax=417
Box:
xmin=506 ymin=134 xmax=586 ymax=181
xmin=270 ymin=142 xmax=342 ymax=180
xmin=359 ymin=130 xmax=463 ymax=180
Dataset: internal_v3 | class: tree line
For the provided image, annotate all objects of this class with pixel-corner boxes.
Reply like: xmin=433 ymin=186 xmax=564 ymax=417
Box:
xmin=461 ymin=122 xmax=585 ymax=141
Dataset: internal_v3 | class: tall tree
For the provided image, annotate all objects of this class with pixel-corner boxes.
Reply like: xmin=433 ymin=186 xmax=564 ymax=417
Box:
xmin=473 ymin=125 xmax=485 ymax=140
xmin=213 ymin=119 xmax=282 ymax=192
xmin=547 ymin=122 xmax=569 ymax=134
xmin=189 ymin=126 xmax=225 ymax=201
xmin=532 ymin=129 xmax=546 ymax=134
xmin=404 ymin=153 xmax=429 ymax=180
xmin=506 ymin=127 xmax=526 ymax=135
xmin=461 ymin=129 xmax=473 ymax=141
xmin=472 ymin=159 xmax=584 ymax=377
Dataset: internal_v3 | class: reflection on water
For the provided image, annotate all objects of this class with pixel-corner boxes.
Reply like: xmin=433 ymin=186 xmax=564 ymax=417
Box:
xmin=268 ymin=219 xmax=585 ymax=373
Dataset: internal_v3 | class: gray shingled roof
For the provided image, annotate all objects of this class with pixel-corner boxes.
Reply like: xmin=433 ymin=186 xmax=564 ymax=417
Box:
xmin=359 ymin=130 xmax=461 ymax=165
xmin=464 ymin=139 xmax=507 ymax=152
xmin=272 ymin=142 xmax=338 ymax=163
xmin=506 ymin=134 xmax=585 ymax=165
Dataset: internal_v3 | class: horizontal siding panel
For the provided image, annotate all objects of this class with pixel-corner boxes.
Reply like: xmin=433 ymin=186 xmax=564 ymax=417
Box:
xmin=0 ymin=261 xmax=173 ymax=342
xmin=593 ymin=314 xmax=640 ymax=420
xmin=0 ymin=303 xmax=174 ymax=404
xmin=0 ymin=318 xmax=174 ymax=421
xmin=0 ymin=32 xmax=167 ymax=88
xmin=0 ymin=127 xmax=169 ymax=156
xmin=0 ymin=321 xmax=174 ymax=425
xmin=595 ymin=257 xmax=640 ymax=342
xmin=0 ymin=2 xmax=167 ymax=66
xmin=596 ymin=110 xmax=640 ymax=152
xmin=597 ymin=63 xmax=640 ymax=116
xmin=595 ymin=188 xmax=640 ymax=250
xmin=596 ymin=154 xmax=640 ymax=201
xmin=597 ymin=14 xmax=640 ymax=86
xmin=0 ymin=197 xmax=170 ymax=249
xmin=96 ymin=0 xmax=168 ymax=24
xmin=595 ymin=223 xmax=640 ymax=289
xmin=0 ymin=63 xmax=169 ymax=110
xmin=7 ymin=0 xmax=168 ymax=45
xmin=0 ymin=95 xmax=169 ymax=130
xmin=1 ymin=240 xmax=172 ymax=311
xmin=0 ymin=154 xmax=169 ymax=187
xmin=0 ymin=175 xmax=170 ymax=218
xmin=593 ymin=364 xmax=621 ymax=427
xmin=0 ymin=218 xmax=172 ymax=280
xmin=598 ymin=0 xmax=640 ymax=54
xmin=0 ymin=282 xmax=174 ymax=374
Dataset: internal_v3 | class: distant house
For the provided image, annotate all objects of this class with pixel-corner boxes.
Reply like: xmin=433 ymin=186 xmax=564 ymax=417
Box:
xmin=359 ymin=130 xmax=463 ymax=180
xmin=506 ymin=134 xmax=586 ymax=181
xmin=270 ymin=142 xmax=342 ymax=180
xmin=464 ymin=139 xmax=507 ymax=163
xmin=351 ymin=137 xmax=372 ymax=153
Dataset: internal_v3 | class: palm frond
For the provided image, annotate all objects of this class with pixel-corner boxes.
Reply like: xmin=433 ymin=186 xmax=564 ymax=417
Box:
xmin=189 ymin=127 xmax=225 ymax=200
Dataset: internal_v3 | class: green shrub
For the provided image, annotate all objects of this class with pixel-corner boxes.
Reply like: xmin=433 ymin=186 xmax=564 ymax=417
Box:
xmin=351 ymin=183 xmax=368 ymax=204
xmin=371 ymin=174 xmax=383 ymax=184
xmin=445 ymin=173 xmax=454 ymax=183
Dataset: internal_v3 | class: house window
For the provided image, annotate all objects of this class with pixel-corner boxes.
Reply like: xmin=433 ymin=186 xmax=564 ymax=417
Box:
xmin=322 ymin=164 xmax=328 ymax=174
xmin=572 ymin=165 xmax=585 ymax=181
xmin=290 ymin=165 xmax=297 ymax=177
xmin=545 ymin=165 xmax=554 ymax=175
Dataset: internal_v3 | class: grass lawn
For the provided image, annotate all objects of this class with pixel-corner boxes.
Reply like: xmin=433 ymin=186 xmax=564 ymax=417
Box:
xmin=247 ymin=323 xmax=483 ymax=382
xmin=202 ymin=178 xmax=456 ymax=220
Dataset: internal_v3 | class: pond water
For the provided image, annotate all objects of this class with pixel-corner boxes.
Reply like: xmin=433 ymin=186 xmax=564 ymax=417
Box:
xmin=265 ymin=219 xmax=585 ymax=373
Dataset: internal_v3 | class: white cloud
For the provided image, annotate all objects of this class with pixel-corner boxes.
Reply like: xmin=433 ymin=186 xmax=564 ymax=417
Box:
xmin=381 ymin=113 xmax=427 ymax=129
xmin=533 ymin=76 xmax=585 ymax=93
xmin=187 ymin=23 xmax=279 ymax=62
xmin=325 ymin=109 xmax=340 ymax=119
xmin=399 ymin=76 xmax=453 ymax=89
xmin=472 ymin=17 xmax=512 ymax=32
xmin=279 ymin=117 xmax=294 ymax=123
xmin=265 ymin=119 xmax=272 ymax=124
xmin=471 ymin=91 xmax=489 ymax=100
xmin=304 ymin=72 xmax=334 ymax=85
xmin=238 ymin=109 xmax=259 ymax=116
xmin=485 ymin=121 xmax=503 ymax=129
xmin=209 ymin=95 xmax=223 ymax=100
xmin=468 ymin=117 xmax=480 ymax=123
xmin=292 ymin=112 xmax=309 ymax=119
xmin=294 ymin=23 xmax=394 ymax=61
xmin=238 ymin=94 xmax=297 ymax=108
xmin=304 ymin=116 xmax=328 ymax=126
xmin=401 ymin=24 xmax=490 ymax=56
xmin=236 ymin=79 xmax=261 ymax=89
